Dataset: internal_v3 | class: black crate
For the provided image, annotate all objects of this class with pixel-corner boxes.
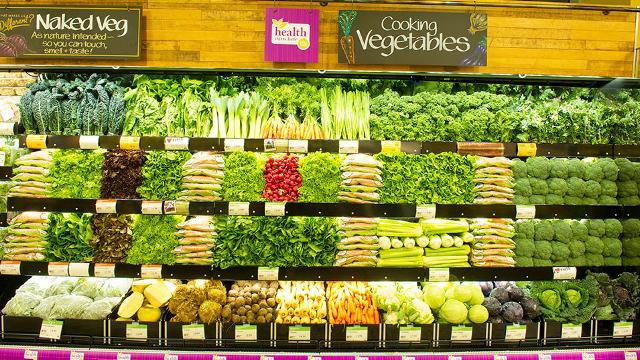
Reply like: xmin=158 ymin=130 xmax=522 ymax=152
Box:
xmin=489 ymin=322 xmax=540 ymax=347
xmin=219 ymin=323 xmax=273 ymax=348
xmin=593 ymin=320 xmax=640 ymax=345
xmin=542 ymin=320 xmax=591 ymax=346
xmin=274 ymin=323 xmax=326 ymax=349
xmin=383 ymin=324 xmax=435 ymax=350
xmin=437 ymin=323 xmax=489 ymax=348
xmin=162 ymin=312 xmax=217 ymax=347
xmin=2 ymin=315 xmax=106 ymax=344
xmin=327 ymin=324 xmax=381 ymax=349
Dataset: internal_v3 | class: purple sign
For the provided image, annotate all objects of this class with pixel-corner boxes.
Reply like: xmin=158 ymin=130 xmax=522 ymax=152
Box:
xmin=264 ymin=8 xmax=319 ymax=63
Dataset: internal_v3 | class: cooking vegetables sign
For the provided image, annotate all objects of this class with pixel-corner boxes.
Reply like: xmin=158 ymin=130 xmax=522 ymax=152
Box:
xmin=265 ymin=8 xmax=319 ymax=63
xmin=0 ymin=6 xmax=141 ymax=59
xmin=338 ymin=10 xmax=487 ymax=66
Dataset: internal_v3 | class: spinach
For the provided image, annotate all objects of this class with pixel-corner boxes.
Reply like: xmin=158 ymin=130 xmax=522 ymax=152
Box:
xmin=45 ymin=213 xmax=94 ymax=262
xmin=137 ymin=151 xmax=191 ymax=200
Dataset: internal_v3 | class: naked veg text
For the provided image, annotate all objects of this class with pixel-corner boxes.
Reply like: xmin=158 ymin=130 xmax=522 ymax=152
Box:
xmin=36 ymin=14 xmax=129 ymax=37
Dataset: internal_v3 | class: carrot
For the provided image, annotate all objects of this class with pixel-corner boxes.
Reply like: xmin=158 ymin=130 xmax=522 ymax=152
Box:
xmin=340 ymin=35 xmax=355 ymax=64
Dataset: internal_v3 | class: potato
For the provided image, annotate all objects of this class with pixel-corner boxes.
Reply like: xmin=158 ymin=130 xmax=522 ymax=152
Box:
xmin=251 ymin=304 xmax=260 ymax=313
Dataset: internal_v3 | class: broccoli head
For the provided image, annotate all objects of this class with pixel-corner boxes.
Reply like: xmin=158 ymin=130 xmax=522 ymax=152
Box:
xmin=600 ymin=180 xmax=617 ymax=197
xmin=569 ymin=241 xmax=586 ymax=257
xmin=622 ymin=257 xmax=640 ymax=266
xmin=553 ymin=220 xmax=572 ymax=244
xmin=619 ymin=196 xmax=640 ymax=206
xmin=586 ymin=253 xmax=605 ymax=266
xmin=585 ymin=236 xmax=605 ymax=254
xmin=564 ymin=196 xmax=583 ymax=205
xmin=584 ymin=180 xmax=602 ymax=199
xmin=587 ymin=219 xmax=606 ymax=237
xmin=623 ymin=219 xmax=640 ymax=237
xmin=534 ymin=220 xmax=555 ymax=242
xmin=604 ymin=219 xmax=623 ymax=238
xmin=515 ymin=220 xmax=535 ymax=240
xmin=529 ymin=195 xmax=546 ymax=205
xmin=602 ymin=238 xmax=623 ymax=257
xmin=622 ymin=237 xmax=640 ymax=257
xmin=598 ymin=158 xmax=619 ymax=181
xmin=529 ymin=178 xmax=548 ymax=196
xmin=515 ymin=238 xmax=536 ymax=257
xmin=533 ymin=258 xmax=553 ymax=267
xmin=571 ymin=221 xmax=589 ymax=241
xmin=514 ymin=195 xmax=530 ymax=205
xmin=547 ymin=178 xmax=568 ymax=196
xmin=583 ymin=198 xmax=598 ymax=205
xmin=566 ymin=177 xmax=586 ymax=197
xmin=549 ymin=158 xmax=568 ymax=179
xmin=516 ymin=256 xmax=534 ymax=267
xmin=568 ymin=256 xmax=587 ymax=267
xmin=551 ymin=242 xmax=571 ymax=262
xmin=526 ymin=157 xmax=550 ymax=180
xmin=546 ymin=194 xmax=564 ymax=205
xmin=567 ymin=158 xmax=586 ymax=179
xmin=599 ymin=195 xmax=618 ymax=205
xmin=615 ymin=158 xmax=635 ymax=181
xmin=512 ymin=158 xmax=527 ymax=179
xmin=514 ymin=178 xmax=532 ymax=197
xmin=534 ymin=240 xmax=553 ymax=259
xmin=634 ymin=163 xmax=640 ymax=181
xmin=604 ymin=257 xmax=622 ymax=266
xmin=616 ymin=181 xmax=638 ymax=198
xmin=584 ymin=159 xmax=605 ymax=181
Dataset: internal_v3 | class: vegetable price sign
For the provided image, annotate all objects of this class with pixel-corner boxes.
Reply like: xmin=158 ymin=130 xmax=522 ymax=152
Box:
xmin=0 ymin=6 xmax=141 ymax=59
xmin=338 ymin=10 xmax=487 ymax=66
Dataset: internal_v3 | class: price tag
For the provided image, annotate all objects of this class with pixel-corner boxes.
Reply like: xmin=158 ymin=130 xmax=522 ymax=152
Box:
xmin=582 ymin=354 xmax=595 ymax=360
xmin=224 ymin=138 xmax=245 ymax=152
xmin=48 ymin=262 xmax=69 ymax=276
xmin=94 ymin=263 xmax=115 ymax=278
xmin=614 ymin=322 xmax=634 ymax=337
xmin=126 ymin=323 xmax=147 ymax=341
xmin=141 ymin=265 xmax=162 ymax=279
xmin=228 ymin=202 xmax=249 ymax=216
xmin=26 ymin=135 xmax=47 ymax=149
xmin=24 ymin=350 xmax=38 ymax=360
xmin=165 ymin=137 xmax=189 ymax=150
xmin=182 ymin=324 xmax=205 ymax=340
xmin=495 ymin=356 xmax=507 ymax=360
xmin=288 ymin=325 xmax=311 ymax=341
xmin=553 ymin=267 xmax=577 ymax=280
xmin=0 ymin=260 xmax=20 ymax=275
xmin=141 ymin=201 xmax=164 ymax=215
xmin=39 ymin=319 xmax=63 ymax=340
xmin=119 ymin=136 xmax=140 ymax=150
xmin=517 ymin=143 xmax=537 ymax=157
xmin=70 ymin=352 xmax=84 ymax=360
xmin=265 ymin=202 xmax=285 ymax=216
xmin=451 ymin=326 xmax=473 ymax=342
xmin=516 ymin=205 xmax=536 ymax=219
xmin=429 ymin=268 xmax=449 ymax=282
xmin=260 ymin=356 xmax=274 ymax=360
xmin=309 ymin=357 xmax=322 ymax=360
xmin=79 ymin=136 xmax=100 ymax=149
xmin=539 ymin=355 xmax=552 ymax=360
xmin=213 ymin=356 xmax=227 ymax=360
xmin=0 ymin=151 xmax=4 ymax=166
xmin=258 ymin=267 xmax=279 ymax=281
xmin=339 ymin=140 xmax=359 ymax=154
xmin=416 ymin=204 xmax=436 ymax=219
xmin=561 ymin=323 xmax=582 ymax=339
xmin=505 ymin=324 xmax=527 ymax=340
xmin=117 ymin=353 xmax=131 ymax=360
xmin=381 ymin=140 xmax=401 ymax=153
xmin=0 ymin=122 xmax=14 ymax=135
xmin=95 ymin=200 xmax=117 ymax=214
xmin=264 ymin=139 xmax=288 ymax=152
xmin=288 ymin=139 xmax=308 ymax=153
xmin=164 ymin=200 xmax=189 ymax=215
xmin=398 ymin=326 xmax=421 ymax=343
xmin=403 ymin=357 xmax=416 ymax=360
xmin=346 ymin=326 xmax=368 ymax=342
xmin=625 ymin=353 xmax=638 ymax=360
xmin=235 ymin=324 xmax=257 ymax=341
xmin=164 ymin=355 xmax=178 ymax=360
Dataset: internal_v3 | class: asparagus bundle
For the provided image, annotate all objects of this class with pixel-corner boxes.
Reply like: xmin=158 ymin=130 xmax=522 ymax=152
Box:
xmin=178 ymin=152 xmax=224 ymax=202
xmin=173 ymin=216 xmax=215 ymax=265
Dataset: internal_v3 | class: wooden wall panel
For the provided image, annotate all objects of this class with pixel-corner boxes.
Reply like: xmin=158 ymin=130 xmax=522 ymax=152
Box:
xmin=0 ymin=0 xmax=635 ymax=77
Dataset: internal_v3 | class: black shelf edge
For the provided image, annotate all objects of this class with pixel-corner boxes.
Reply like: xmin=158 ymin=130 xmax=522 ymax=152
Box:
xmin=0 ymin=166 xmax=12 ymax=180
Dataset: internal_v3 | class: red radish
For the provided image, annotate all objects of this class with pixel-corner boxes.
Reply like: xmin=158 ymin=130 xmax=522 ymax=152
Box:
xmin=262 ymin=154 xmax=302 ymax=202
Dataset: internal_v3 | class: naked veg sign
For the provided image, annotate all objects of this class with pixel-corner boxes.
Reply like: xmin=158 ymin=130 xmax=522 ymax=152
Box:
xmin=0 ymin=6 xmax=141 ymax=59
xmin=338 ymin=10 xmax=487 ymax=66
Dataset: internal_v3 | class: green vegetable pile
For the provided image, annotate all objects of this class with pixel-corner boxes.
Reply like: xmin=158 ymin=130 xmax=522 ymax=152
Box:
xmin=375 ymin=152 xmax=474 ymax=204
xmin=90 ymin=214 xmax=133 ymax=263
xmin=137 ymin=151 xmax=191 ymax=200
xmin=127 ymin=215 xmax=184 ymax=265
xmin=222 ymin=152 xmax=265 ymax=202
xmin=588 ymin=271 xmax=640 ymax=321
xmin=213 ymin=216 xmax=338 ymax=268
xmin=298 ymin=152 xmax=341 ymax=202
xmin=45 ymin=213 xmax=94 ymax=262
xmin=622 ymin=219 xmax=640 ymax=265
xmin=49 ymin=150 xmax=104 ymax=199
xmin=525 ymin=278 xmax=599 ymax=324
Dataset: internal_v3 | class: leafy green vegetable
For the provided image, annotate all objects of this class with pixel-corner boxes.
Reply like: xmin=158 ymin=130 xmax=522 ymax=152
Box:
xmin=298 ymin=152 xmax=341 ymax=202
xmin=137 ymin=151 xmax=191 ymax=200
xmin=126 ymin=215 xmax=184 ymax=265
xmin=526 ymin=278 xmax=598 ymax=324
xmin=90 ymin=214 xmax=133 ymax=263
xmin=45 ymin=213 xmax=94 ymax=262
xmin=49 ymin=150 xmax=104 ymax=199
xmin=222 ymin=152 xmax=265 ymax=202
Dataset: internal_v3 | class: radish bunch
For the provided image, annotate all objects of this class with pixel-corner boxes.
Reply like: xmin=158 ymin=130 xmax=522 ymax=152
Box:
xmin=262 ymin=154 xmax=301 ymax=202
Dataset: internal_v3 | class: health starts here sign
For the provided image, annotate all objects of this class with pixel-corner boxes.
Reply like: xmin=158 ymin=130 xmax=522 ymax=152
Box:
xmin=264 ymin=8 xmax=319 ymax=63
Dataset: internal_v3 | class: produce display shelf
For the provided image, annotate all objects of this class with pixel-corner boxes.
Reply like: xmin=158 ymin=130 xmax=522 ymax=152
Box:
xmin=2 ymin=262 xmax=638 ymax=281
xmin=14 ymin=135 xmax=638 ymax=158
xmin=6 ymin=197 xmax=632 ymax=219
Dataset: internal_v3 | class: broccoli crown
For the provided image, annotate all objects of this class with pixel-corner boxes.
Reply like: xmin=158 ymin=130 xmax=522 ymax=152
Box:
xmin=604 ymin=257 xmax=623 ymax=266
xmin=549 ymin=158 xmax=568 ymax=179
xmin=604 ymin=219 xmax=623 ymax=238
xmin=586 ymin=253 xmax=605 ymax=267
xmin=533 ymin=258 xmax=553 ymax=267
xmin=529 ymin=178 xmax=548 ymax=195
xmin=551 ymin=242 xmax=571 ymax=261
xmin=534 ymin=240 xmax=553 ymax=259
xmin=515 ymin=238 xmax=536 ymax=257
xmin=598 ymin=158 xmax=619 ymax=181
xmin=602 ymin=238 xmax=623 ymax=257
xmin=571 ymin=221 xmax=589 ymax=241
xmin=526 ymin=157 xmax=549 ymax=180
xmin=622 ymin=237 xmax=640 ymax=257
xmin=583 ymin=197 xmax=598 ymax=205
xmin=567 ymin=158 xmax=586 ymax=179
xmin=568 ymin=256 xmax=587 ymax=267
xmin=547 ymin=178 xmax=568 ymax=196
xmin=619 ymin=196 xmax=640 ymax=206
xmin=564 ymin=196 xmax=583 ymax=205
xmin=599 ymin=195 xmax=618 ymax=205
xmin=584 ymin=180 xmax=602 ymax=198
xmin=529 ymin=195 xmax=546 ymax=205
xmin=514 ymin=195 xmax=530 ymax=205
xmin=546 ymin=194 xmax=564 ymax=205
xmin=553 ymin=220 xmax=573 ymax=244
xmin=617 ymin=181 xmax=638 ymax=198
xmin=634 ymin=163 xmax=640 ymax=181
xmin=586 ymin=236 xmax=605 ymax=254
xmin=615 ymin=158 xmax=635 ymax=181
xmin=623 ymin=219 xmax=640 ymax=237
xmin=514 ymin=178 xmax=532 ymax=197
xmin=584 ymin=159 xmax=605 ymax=181
xmin=512 ymin=158 xmax=527 ymax=179
xmin=515 ymin=256 xmax=534 ymax=267
xmin=534 ymin=220 xmax=555 ymax=242
xmin=622 ymin=257 xmax=640 ymax=266
xmin=600 ymin=180 xmax=617 ymax=198
xmin=515 ymin=220 xmax=535 ymax=240
xmin=566 ymin=177 xmax=586 ymax=197
xmin=569 ymin=241 xmax=586 ymax=257
xmin=587 ymin=219 xmax=606 ymax=237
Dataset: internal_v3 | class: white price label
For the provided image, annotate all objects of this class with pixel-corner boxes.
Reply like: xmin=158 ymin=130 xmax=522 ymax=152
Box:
xmin=95 ymin=200 xmax=117 ymax=214
xmin=165 ymin=200 xmax=189 ymax=215
xmin=429 ymin=268 xmax=449 ymax=282
xmin=140 ymin=265 xmax=162 ymax=279
xmin=539 ymin=355 xmax=552 ymax=360
xmin=0 ymin=121 xmax=14 ymax=135
xmin=39 ymin=320 xmax=63 ymax=340
xmin=561 ymin=324 xmax=582 ymax=339
xmin=213 ymin=356 xmax=227 ymax=360
xmin=228 ymin=202 xmax=250 ymax=216
xmin=24 ymin=350 xmax=38 ymax=360
xmin=258 ymin=267 xmax=279 ymax=281
xmin=495 ymin=356 xmax=507 ymax=360
xmin=141 ymin=201 xmax=163 ymax=215
xmin=399 ymin=326 xmax=421 ymax=343
xmin=70 ymin=352 xmax=84 ymax=360
xmin=625 ymin=353 xmax=638 ymax=360
xmin=339 ymin=140 xmax=359 ymax=154
xmin=516 ymin=205 xmax=536 ymax=219
xmin=449 ymin=356 xmax=462 ymax=360
xmin=288 ymin=326 xmax=311 ymax=341
xmin=164 ymin=355 xmax=178 ymax=360
xmin=79 ymin=136 xmax=100 ymax=149
xmin=265 ymin=202 xmax=285 ymax=216
xmin=583 ymin=354 xmax=595 ymax=360
xmin=451 ymin=326 xmax=473 ymax=342
xmin=94 ymin=263 xmax=115 ymax=278
xmin=614 ymin=321 xmax=634 ymax=337
xmin=235 ymin=324 xmax=257 ymax=341
xmin=68 ymin=263 xmax=90 ymax=277
xmin=288 ymin=139 xmax=308 ymax=153
xmin=505 ymin=324 xmax=527 ymax=340
xmin=403 ymin=357 xmax=416 ymax=360
xmin=126 ymin=323 xmax=147 ymax=341
xmin=165 ymin=137 xmax=189 ymax=150
xmin=260 ymin=356 xmax=274 ymax=360
xmin=0 ymin=260 xmax=20 ymax=275
xmin=117 ymin=354 xmax=131 ymax=360
xmin=182 ymin=324 xmax=205 ymax=340
xmin=416 ymin=204 xmax=436 ymax=219
xmin=553 ymin=267 xmax=577 ymax=280
xmin=309 ymin=357 xmax=322 ymax=360
xmin=224 ymin=138 xmax=245 ymax=152
xmin=346 ymin=326 xmax=368 ymax=342
xmin=48 ymin=262 xmax=69 ymax=276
